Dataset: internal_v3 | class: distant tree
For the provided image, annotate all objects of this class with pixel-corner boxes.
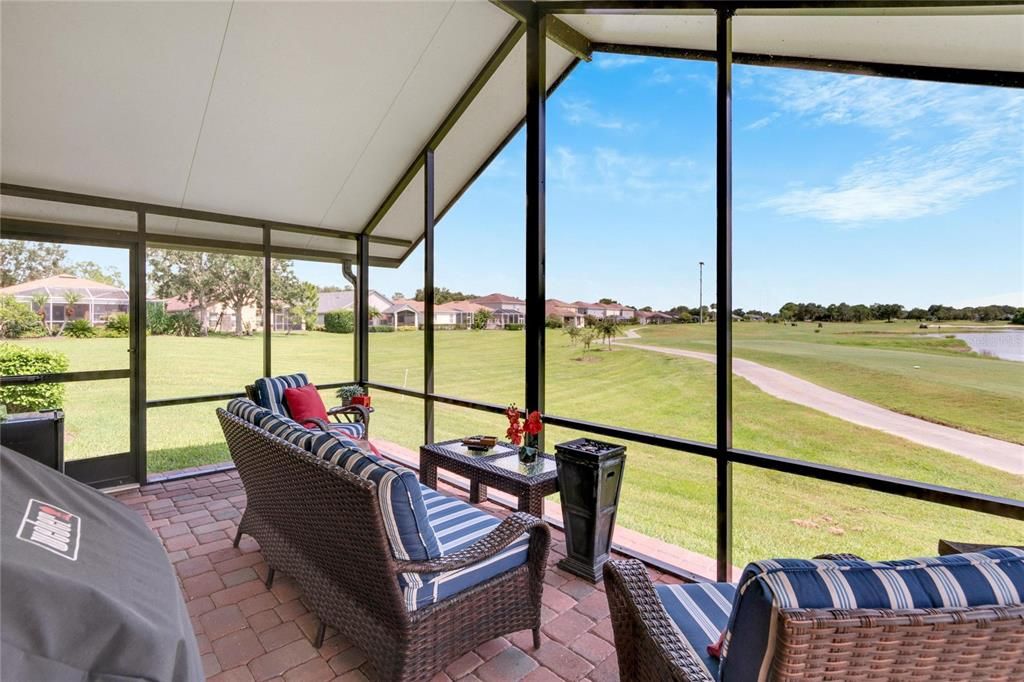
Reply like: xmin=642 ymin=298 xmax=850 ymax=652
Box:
xmin=393 ymin=292 xmax=405 ymax=300
xmin=598 ymin=298 xmax=619 ymax=305
xmin=30 ymin=292 xmax=49 ymax=331
xmin=906 ymin=307 xmax=929 ymax=321
xmin=70 ymin=260 xmax=124 ymax=288
xmin=565 ymin=325 xmax=581 ymax=345
xmin=849 ymin=304 xmax=872 ymax=323
xmin=1012 ymin=308 xmax=1024 ymax=325
xmin=148 ymin=250 xmax=224 ymax=335
xmin=732 ymin=308 xmax=745 ymax=318
xmin=472 ymin=308 xmax=492 ymax=330
xmin=578 ymin=327 xmax=598 ymax=355
xmin=545 ymin=314 xmax=564 ymax=329
xmin=293 ymin=282 xmax=320 ymax=331
xmin=778 ymin=302 xmax=799 ymax=321
xmin=414 ymin=287 xmax=477 ymax=304
xmin=216 ymin=256 xmax=263 ymax=336
xmin=596 ymin=317 xmax=621 ymax=350
xmin=641 ymin=306 xmax=653 ymax=312
xmin=317 ymin=285 xmax=346 ymax=293
xmin=0 ymin=241 xmax=68 ymax=287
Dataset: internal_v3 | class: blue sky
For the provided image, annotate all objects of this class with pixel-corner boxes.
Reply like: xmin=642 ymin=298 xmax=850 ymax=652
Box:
xmin=69 ymin=55 xmax=1023 ymax=312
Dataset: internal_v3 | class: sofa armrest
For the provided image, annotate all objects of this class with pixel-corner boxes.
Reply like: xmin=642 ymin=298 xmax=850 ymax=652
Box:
xmin=603 ymin=559 xmax=714 ymax=682
xmin=394 ymin=512 xmax=548 ymax=574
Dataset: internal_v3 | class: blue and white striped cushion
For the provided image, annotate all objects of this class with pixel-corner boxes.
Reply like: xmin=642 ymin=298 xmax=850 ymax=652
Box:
xmin=720 ymin=547 xmax=1024 ymax=681
xmin=308 ymin=435 xmax=440 ymax=565
xmin=399 ymin=486 xmax=531 ymax=612
xmin=258 ymin=413 xmax=315 ymax=451
xmin=307 ymin=431 xmax=370 ymax=467
xmin=327 ymin=421 xmax=365 ymax=440
xmin=657 ymin=582 xmax=736 ymax=679
xmin=226 ymin=398 xmax=272 ymax=425
xmin=253 ymin=373 xmax=309 ymax=415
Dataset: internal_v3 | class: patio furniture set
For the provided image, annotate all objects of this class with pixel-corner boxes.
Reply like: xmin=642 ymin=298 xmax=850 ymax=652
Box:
xmin=217 ymin=373 xmax=1024 ymax=681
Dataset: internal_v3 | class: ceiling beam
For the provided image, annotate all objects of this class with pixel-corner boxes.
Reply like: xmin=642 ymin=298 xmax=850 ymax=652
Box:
xmin=0 ymin=183 xmax=410 ymax=247
xmin=362 ymin=21 xmax=526 ymax=236
xmin=491 ymin=1 xmax=592 ymax=61
xmin=593 ymin=42 xmax=1024 ymax=88
xmin=537 ymin=1 xmax=1020 ymax=14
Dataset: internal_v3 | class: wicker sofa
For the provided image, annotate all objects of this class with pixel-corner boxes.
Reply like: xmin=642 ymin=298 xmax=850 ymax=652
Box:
xmin=605 ymin=551 xmax=1024 ymax=681
xmin=217 ymin=400 xmax=550 ymax=682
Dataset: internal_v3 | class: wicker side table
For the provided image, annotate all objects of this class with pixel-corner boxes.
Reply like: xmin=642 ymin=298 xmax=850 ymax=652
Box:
xmin=419 ymin=439 xmax=559 ymax=518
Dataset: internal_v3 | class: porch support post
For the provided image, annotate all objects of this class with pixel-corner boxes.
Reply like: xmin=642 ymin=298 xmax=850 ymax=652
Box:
xmin=715 ymin=7 xmax=734 ymax=583
xmin=263 ymin=227 xmax=272 ymax=376
xmin=525 ymin=5 xmax=546 ymax=440
xmin=424 ymin=149 xmax=436 ymax=444
xmin=130 ymin=211 xmax=147 ymax=482
xmin=357 ymin=234 xmax=370 ymax=385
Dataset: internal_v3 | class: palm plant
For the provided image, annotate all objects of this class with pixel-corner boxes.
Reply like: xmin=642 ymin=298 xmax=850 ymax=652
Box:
xmin=59 ymin=291 xmax=82 ymax=335
xmin=31 ymin=292 xmax=49 ymax=332
xmin=597 ymin=317 xmax=622 ymax=350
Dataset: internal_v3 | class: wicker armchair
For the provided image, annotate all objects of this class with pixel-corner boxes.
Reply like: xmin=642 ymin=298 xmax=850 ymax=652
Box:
xmin=218 ymin=408 xmax=549 ymax=682
xmin=604 ymin=558 xmax=1024 ymax=681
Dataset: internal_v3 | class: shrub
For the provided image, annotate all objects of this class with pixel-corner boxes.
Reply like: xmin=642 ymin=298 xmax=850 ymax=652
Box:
xmin=105 ymin=312 xmax=130 ymax=336
xmin=147 ymin=302 xmax=172 ymax=335
xmin=504 ymin=323 xmax=523 ymax=331
xmin=166 ymin=312 xmax=201 ymax=337
xmin=64 ymin=319 xmax=95 ymax=338
xmin=324 ymin=310 xmax=354 ymax=334
xmin=368 ymin=325 xmax=394 ymax=333
xmin=545 ymin=314 xmax=563 ymax=329
xmin=0 ymin=343 xmax=69 ymax=412
xmin=0 ymin=295 xmax=43 ymax=338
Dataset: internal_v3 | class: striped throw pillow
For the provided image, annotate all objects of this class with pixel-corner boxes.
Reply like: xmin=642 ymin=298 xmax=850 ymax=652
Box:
xmin=720 ymin=547 xmax=1024 ymax=681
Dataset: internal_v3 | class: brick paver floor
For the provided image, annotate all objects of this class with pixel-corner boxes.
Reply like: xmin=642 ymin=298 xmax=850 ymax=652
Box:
xmin=115 ymin=468 xmax=682 ymax=681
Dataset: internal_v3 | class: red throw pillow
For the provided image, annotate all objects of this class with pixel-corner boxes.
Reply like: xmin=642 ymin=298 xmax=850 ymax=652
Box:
xmin=708 ymin=629 xmax=726 ymax=659
xmin=283 ymin=383 xmax=328 ymax=428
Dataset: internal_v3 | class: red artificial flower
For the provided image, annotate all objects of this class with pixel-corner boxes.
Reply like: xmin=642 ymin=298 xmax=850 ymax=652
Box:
xmin=524 ymin=410 xmax=543 ymax=436
xmin=506 ymin=404 xmax=523 ymax=446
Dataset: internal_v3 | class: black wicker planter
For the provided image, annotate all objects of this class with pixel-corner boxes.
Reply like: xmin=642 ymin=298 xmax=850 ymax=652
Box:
xmin=554 ymin=438 xmax=626 ymax=582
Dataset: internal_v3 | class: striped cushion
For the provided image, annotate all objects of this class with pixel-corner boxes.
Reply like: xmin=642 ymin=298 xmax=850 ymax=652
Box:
xmin=327 ymin=421 xmax=365 ymax=440
xmin=657 ymin=582 xmax=736 ymax=679
xmin=309 ymin=435 xmax=440 ymax=564
xmin=226 ymin=398 xmax=272 ymax=425
xmin=253 ymin=373 xmax=309 ymax=415
xmin=720 ymin=547 xmax=1024 ymax=681
xmin=258 ymin=413 xmax=315 ymax=451
xmin=399 ymin=486 xmax=530 ymax=611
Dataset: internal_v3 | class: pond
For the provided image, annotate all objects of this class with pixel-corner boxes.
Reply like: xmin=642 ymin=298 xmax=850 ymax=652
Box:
xmin=934 ymin=329 xmax=1024 ymax=362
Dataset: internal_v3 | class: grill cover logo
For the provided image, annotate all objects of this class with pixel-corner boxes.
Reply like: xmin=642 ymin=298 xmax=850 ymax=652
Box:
xmin=16 ymin=499 xmax=81 ymax=561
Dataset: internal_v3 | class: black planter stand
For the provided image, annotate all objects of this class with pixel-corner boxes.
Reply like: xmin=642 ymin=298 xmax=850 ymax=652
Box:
xmin=554 ymin=438 xmax=626 ymax=582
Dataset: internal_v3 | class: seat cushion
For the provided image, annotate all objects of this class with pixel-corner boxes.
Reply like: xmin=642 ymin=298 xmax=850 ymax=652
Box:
xmin=399 ymin=486 xmax=530 ymax=612
xmin=720 ymin=547 xmax=1024 ymax=681
xmin=226 ymin=398 xmax=272 ymax=425
xmin=657 ymin=582 xmax=736 ymax=679
xmin=253 ymin=373 xmax=309 ymax=415
xmin=307 ymin=433 xmax=440 ymax=564
xmin=326 ymin=421 xmax=365 ymax=440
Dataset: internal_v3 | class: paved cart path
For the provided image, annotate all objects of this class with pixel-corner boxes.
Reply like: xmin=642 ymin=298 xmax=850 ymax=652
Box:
xmin=616 ymin=330 xmax=1024 ymax=475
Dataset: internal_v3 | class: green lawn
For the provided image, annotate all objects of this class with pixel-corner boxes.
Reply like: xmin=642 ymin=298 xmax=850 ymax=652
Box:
xmin=5 ymin=328 xmax=1022 ymax=569
xmin=621 ymin=320 xmax=1024 ymax=444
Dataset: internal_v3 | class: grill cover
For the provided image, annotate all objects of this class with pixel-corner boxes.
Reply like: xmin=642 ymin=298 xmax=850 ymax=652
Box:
xmin=1 ymin=447 xmax=202 ymax=681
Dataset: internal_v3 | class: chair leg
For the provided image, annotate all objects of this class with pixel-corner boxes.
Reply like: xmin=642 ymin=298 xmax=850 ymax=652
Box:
xmin=313 ymin=622 xmax=326 ymax=649
xmin=532 ymin=627 xmax=541 ymax=650
xmin=232 ymin=527 xmax=243 ymax=548
xmin=265 ymin=567 xmax=275 ymax=589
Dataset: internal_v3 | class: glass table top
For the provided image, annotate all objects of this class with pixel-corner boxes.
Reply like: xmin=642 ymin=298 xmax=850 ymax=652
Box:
xmin=489 ymin=453 xmax=557 ymax=477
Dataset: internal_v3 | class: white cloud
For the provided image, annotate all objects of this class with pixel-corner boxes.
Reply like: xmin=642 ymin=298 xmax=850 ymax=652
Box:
xmin=547 ymin=145 xmax=711 ymax=203
xmin=744 ymin=112 xmax=779 ymax=131
xmin=647 ymin=67 xmax=674 ymax=85
xmin=757 ymin=73 xmax=1024 ymax=224
xmin=594 ymin=54 xmax=645 ymax=70
xmin=559 ymin=97 xmax=634 ymax=131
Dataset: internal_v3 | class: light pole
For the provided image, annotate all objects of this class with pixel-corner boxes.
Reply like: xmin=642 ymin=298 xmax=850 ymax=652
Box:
xmin=699 ymin=261 xmax=704 ymax=324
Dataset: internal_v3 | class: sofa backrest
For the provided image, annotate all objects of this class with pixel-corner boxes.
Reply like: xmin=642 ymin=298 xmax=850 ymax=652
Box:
xmin=227 ymin=397 xmax=272 ymax=425
xmin=306 ymin=432 xmax=441 ymax=563
xmin=252 ymin=373 xmax=309 ymax=416
xmin=720 ymin=548 xmax=1024 ymax=681
xmin=217 ymin=408 xmax=410 ymax=625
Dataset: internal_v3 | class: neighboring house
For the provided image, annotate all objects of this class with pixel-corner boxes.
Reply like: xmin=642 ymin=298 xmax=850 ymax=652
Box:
xmin=472 ymin=293 xmax=525 ymax=328
xmin=636 ymin=310 xmax=676 ymax=325
xmin=435 ymin=300 xmax=487 ymax=327
xmin=545 ymin=299 xmax=586 ymax=328
xmin=315 ymin=289 xmax=393 ymax=327
xmin=0 ymin=274 xmax=128 ymax=326
xmin=382 ymin=298 xmax=424 ymax=328
xmin=572 ymin=300 xmax=608 ymax=319
xmin=164 ymin=296 xmax=265 ymax=333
